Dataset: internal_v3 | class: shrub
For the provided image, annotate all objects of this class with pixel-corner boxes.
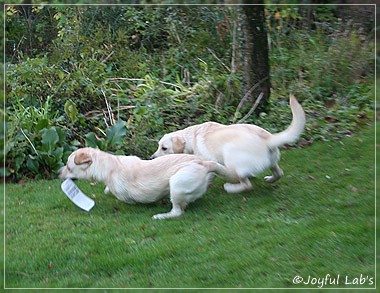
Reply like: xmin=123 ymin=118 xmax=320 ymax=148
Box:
xmin=4 ymin=5 xmax=374 ymax=181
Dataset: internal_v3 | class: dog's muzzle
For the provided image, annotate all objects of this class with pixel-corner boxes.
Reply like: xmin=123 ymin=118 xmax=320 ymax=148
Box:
xmin=58 ymin=166 xmax=77 ymax=181
xmin=58 ymin=167 xmax=65 ymax=179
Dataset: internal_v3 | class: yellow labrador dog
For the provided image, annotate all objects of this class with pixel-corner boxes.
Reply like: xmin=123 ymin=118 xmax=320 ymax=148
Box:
xmin=151 ymin=95 xmax=306 ymax=193
xmin=59 ymin=148 xmax=235 ymax=219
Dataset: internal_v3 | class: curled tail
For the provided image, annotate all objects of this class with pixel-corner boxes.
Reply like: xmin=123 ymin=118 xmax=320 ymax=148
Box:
xmin=267 ymin=95 xmax=306 ymax=149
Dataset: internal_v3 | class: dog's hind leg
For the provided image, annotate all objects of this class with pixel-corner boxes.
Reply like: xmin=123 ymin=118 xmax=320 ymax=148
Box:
xmin=152 ymin=163 xmax=208 ymax=220
xmin=152 ymin=202 xmax=184 ymax=220
xmin=223 ymin=178 xmax=252 ymax=193
xmin=264 ymin=164 xmax=284 ymax=183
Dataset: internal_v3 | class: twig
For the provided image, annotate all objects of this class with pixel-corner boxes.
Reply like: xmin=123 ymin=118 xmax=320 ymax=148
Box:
xmin=109 ymin=77 xmax=183 ymax=90
xmin=159 ymin=81 xmax=182 ymax=89
xmin=101 ymin=89 xmax=115 ymax=126
xmin=207 ymin=47 xmax=231 ymax=72
xmin=101 ymin=51 xmax=114 ymax=63
xmin=84 ymin=106 xmax=137 ymax=118
xmin=59 ymin=124 xmax=86 ymax=145
xmin=171 ymin=22 xmax=182 ymax=45
xmin=20 ymin=128 xmax=38 ymax=156
xmin=236 ymin=92 xmax=264 ymax=123
xmin=108 ymin=78 xmax=145 ymax=82
xmin=235 ymin=76 xmax=268 ymax=116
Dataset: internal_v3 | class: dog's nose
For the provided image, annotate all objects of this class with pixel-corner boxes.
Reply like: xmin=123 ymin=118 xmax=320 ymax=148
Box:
xmin=149 ymin=155 xmax=156 ymax=160
xmin=57 ymin=166 xmax=67 ymax=179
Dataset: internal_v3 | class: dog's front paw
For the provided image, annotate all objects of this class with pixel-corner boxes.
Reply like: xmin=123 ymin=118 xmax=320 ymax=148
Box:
xmin=104 ymin=186 xmax=110 ymax=194
xmin=264 ymin=175 xmax=281 ymax=183
xmin=264 ymin=175 xmax=276 ymax=183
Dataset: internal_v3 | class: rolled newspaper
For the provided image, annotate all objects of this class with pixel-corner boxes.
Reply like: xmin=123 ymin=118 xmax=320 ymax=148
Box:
xmin=61 ymin=179 xmax=95 ymax=211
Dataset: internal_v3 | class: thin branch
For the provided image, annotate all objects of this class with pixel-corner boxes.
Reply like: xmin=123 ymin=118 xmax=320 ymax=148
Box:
xmin=20 ymin=128 xmax=38 ymax=156
xmin=101 ymin=51 xmax=114 ymax=63
xmin=159 ymin=81 xmax=182 ymax=89
xmin=236 ymin=92 xmax=264 ymax=124
xmin=108 ymin=78 xmax=145 ymax=82
xmin=101 ymin=89 xmax=114 ymax=126
xmin=108 ymin=78 xmax=183 ymax=90
xmin=235 ymin=75 xmax=268 ymax=115
xmin=207 ymin=47 xmax=231 ymax=73
xmin=84 ymin=106 xmax=136 ymax=118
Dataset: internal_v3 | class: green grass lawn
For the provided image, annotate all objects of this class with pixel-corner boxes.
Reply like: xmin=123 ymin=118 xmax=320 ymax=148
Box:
xmin=3 ymin=123 xmax=376 ymax=289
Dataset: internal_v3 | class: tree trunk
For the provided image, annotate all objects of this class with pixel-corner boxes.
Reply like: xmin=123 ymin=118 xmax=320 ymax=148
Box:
xmin=240 ymin=2 xmax=270 ymax=116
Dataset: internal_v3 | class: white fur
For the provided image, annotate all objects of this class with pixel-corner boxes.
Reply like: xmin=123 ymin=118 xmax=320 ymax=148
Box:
xmin=59 ymin=148 xmax=233 ymax=219
xmin=151 ymin=95 xmax=306 ymax=193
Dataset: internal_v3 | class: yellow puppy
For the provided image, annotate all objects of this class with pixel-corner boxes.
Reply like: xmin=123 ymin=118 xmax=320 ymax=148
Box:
xmin=59 ymin=148 xmax=235 ymax=219
xmin=151 ymin=95 xmax=306 ymax=193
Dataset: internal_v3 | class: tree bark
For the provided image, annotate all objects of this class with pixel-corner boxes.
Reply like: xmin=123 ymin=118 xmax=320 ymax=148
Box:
xmin=241 ymin=2 xmax=270 ymax=115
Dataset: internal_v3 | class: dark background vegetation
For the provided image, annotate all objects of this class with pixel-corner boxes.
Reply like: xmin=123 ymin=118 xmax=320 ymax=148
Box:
xmin=2 ymin=1 xmax=376 ymax=181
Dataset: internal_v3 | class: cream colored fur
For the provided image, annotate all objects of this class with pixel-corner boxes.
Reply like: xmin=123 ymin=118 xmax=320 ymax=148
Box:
xmin=151 ymin=95 xmax=306 ymax=193
xmin=59 ymin=148 xmax=233 ymax=219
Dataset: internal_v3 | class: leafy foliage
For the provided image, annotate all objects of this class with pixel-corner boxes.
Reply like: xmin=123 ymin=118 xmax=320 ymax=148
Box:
xmin=85 ymin=119 xmax=128 ymax=152
xmin=4 ymin=5 xmax=375 ymax=181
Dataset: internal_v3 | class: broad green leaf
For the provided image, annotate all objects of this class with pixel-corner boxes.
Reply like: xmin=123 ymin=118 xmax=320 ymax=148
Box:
xmin=41 ymin=127 xmax=59 ymax=147
xmin=52 ymin=146 xmax=64 ymax=158
xmin=64 ymin=100 xmax=79 ymax=123
xmin=35 ymin=118 xmax=49 ymax=131
xmin=106 ymin=120 xmax=127 ymax=147
xmin=85 ymin=132 xmax=106 ymax=150
xmin=26 ymin=157 xmax=39 ymax=173
xmin=58 ymin=71 xmax=65 ymax=80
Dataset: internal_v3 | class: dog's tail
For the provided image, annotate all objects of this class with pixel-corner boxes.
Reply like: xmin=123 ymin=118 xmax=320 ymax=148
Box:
xmin=267 ymin=95 xmax=306 ymax=149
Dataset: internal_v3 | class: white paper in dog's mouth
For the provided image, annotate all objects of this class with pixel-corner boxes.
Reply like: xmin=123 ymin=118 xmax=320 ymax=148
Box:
xmin=61 ymin=179 xmax=95 ymax=211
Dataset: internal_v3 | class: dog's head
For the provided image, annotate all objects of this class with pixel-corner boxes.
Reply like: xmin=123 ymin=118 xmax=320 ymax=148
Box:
xmin=150 ymin=134 xmax=185 ymax=159
xmin=58 ymin=148 xmax=95 ymax=180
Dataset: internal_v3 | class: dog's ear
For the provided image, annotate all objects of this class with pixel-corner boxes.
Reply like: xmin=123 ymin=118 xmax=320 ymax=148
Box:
xmin=172 ymin=136 xmax=185 ymax=153
xmin=74 ymin=151 xmax=92 ymax=166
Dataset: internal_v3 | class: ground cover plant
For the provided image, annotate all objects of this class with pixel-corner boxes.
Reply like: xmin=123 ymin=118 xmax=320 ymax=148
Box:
xmin=3 ymin=123 xmax=375 ymax=289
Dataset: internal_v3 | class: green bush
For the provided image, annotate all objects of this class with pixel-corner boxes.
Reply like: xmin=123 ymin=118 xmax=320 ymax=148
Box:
xmin=4 ymin=5 xmax=374 ymax=181
xmin=270 ymin=28 xmax=374 ymax=101
xmin=5 ymin=93 xmax=70 ymax=180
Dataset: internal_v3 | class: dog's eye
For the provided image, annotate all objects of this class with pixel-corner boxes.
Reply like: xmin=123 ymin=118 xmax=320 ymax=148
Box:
xmin=162 ymin=146 xmax=168 ymax=151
